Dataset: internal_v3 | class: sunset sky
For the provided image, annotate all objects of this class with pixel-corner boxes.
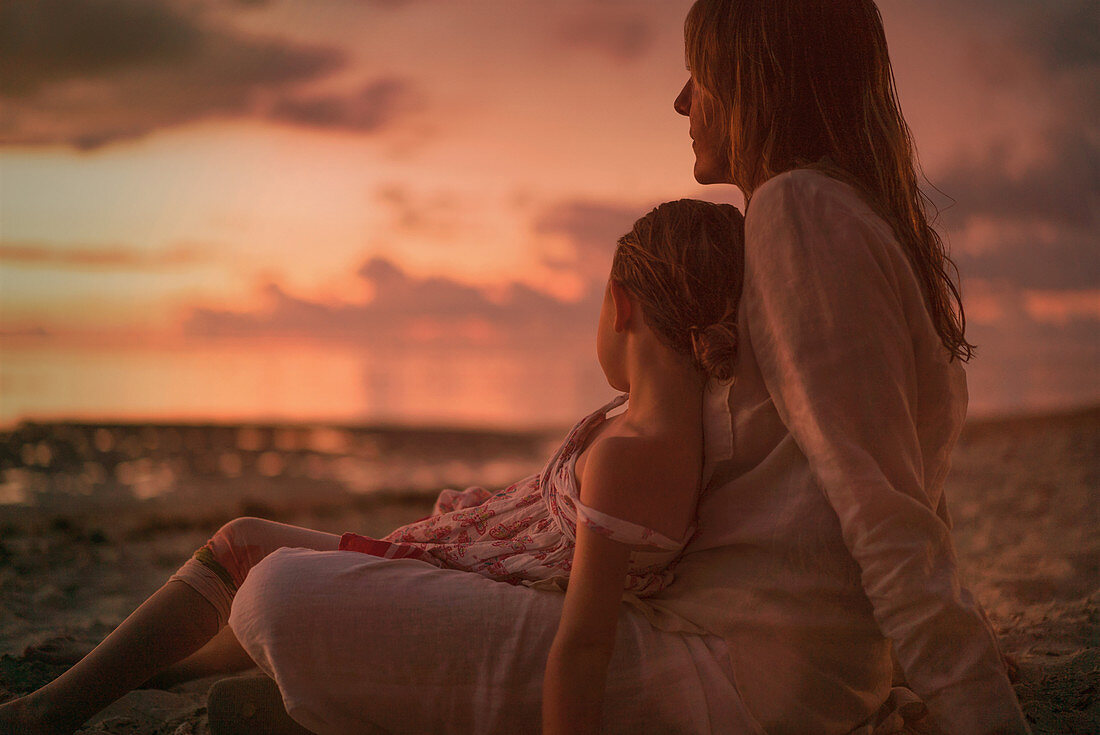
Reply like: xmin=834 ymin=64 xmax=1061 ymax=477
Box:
xmin=1 ymin=0 xmax=1097 ymax=428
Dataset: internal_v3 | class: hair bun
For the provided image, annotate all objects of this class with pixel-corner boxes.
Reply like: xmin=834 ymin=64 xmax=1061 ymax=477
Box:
xmin=690 ymin=321 xmax=738 ymax=382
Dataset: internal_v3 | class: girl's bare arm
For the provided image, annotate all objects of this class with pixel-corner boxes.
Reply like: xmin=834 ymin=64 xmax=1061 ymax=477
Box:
xmin=542 ymin=522 xmax=630 ymax=735
xmin=542 ymin=436 xmax=695 ymax=735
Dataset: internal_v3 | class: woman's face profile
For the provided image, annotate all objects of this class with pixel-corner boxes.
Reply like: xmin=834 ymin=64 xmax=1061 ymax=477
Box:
xmin=674 ymin=76 xmax=732 ymax=185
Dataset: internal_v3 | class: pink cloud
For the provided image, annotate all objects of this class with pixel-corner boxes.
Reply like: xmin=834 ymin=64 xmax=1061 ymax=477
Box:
xmin=1024 ymin=289 xmax=1100 ymax=324
xmin=183 ymin=254 xmax=595 ymax=349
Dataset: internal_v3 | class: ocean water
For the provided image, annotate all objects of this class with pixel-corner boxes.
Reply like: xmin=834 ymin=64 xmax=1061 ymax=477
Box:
xmin=0 ymin=342 xmax=616 ymax=431
xmin=0 ymin=419 xmax=562 ymax=512
xmin=4 ymin=339 xmax=1096 ymax=432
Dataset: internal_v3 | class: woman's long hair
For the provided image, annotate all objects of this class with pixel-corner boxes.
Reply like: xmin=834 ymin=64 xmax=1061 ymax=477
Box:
xmin=685 ymin=0 xmax=974 ymax=361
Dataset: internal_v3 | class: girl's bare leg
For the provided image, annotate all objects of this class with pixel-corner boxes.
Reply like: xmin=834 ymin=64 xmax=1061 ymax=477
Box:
xmin=144 ymin=624 xmax=256 ymax=689
xmin=0 ymin=519 xmax=340 ymax=734
xmin=0 ymin=580 xmax=219 ymax=735
xmin=24 ymin=625 xmax=256 ymax=689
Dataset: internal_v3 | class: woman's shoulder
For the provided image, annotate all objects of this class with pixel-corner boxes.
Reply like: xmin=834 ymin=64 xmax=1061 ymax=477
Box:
xmin=744 ymin=167 xmax=899 ymax=267
xmin=747 ymin=167 xmax=876 ymax=225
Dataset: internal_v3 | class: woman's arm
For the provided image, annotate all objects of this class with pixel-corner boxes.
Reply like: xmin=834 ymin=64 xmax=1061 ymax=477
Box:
xmin=744 ymin=171 xmax=1028 ymax=734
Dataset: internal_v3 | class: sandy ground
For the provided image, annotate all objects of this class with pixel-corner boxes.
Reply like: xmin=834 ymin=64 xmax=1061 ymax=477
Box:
xmin=0 ymin=408 xmax=1096 ymax=733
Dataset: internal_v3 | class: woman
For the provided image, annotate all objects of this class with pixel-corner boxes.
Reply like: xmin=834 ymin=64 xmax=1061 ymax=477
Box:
xmin=651 ymin=0 xmax=1031 ymax=732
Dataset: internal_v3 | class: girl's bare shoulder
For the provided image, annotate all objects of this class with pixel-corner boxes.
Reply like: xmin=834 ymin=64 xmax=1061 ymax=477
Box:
xmin=578 ymin=431 xmax=700 ymax=540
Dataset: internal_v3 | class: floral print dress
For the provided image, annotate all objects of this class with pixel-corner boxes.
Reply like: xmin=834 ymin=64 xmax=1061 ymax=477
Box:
xmin=339 ymin=394 xmax=695 ymax=596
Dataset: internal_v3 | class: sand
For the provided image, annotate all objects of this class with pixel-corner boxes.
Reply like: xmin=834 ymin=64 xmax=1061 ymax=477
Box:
xmin=0 ymin=408 xmax=1096 ymax=733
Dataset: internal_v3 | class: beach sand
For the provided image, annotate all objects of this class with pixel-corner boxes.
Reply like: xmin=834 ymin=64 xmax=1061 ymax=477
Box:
xmin=0 ymin=408 xmax=1096 ymax=733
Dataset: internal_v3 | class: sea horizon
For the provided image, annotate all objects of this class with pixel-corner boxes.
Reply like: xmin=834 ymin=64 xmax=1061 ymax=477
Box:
xmin=4 ymin=340 xmax=1097 ymax=433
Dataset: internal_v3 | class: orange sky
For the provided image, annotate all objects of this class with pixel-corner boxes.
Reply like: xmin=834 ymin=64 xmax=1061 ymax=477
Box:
xmin=1 ymin=0 xmax=1097 ymax=426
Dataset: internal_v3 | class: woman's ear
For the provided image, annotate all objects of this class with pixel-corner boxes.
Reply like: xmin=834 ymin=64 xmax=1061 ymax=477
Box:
xmin=609 ymin=281 xmax=633 ymax=332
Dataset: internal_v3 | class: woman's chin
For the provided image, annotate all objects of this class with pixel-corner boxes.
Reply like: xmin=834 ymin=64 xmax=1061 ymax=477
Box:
xmin=692 ymin=162 xmax=733 ymax=186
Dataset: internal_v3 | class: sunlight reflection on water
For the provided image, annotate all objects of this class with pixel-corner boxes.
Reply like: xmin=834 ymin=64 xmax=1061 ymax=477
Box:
xmin=0 ymin=342 xmax=614 ymax=429
xmin=0 ymin=419 xmax=562 ymax=509
xmin=0 ymin=342 xmax=618 ymax=507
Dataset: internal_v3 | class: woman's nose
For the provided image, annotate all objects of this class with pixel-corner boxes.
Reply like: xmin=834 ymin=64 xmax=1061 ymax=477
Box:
xmin=674 ymin=79 xmax=691 ymax=116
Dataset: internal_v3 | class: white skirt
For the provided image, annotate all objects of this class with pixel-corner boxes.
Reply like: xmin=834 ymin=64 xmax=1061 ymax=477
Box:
xmin=228 ymin=547 xmax=764 ymax=735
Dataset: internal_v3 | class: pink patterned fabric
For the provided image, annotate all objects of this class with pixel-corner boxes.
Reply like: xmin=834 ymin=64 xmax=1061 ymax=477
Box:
xmin=340 ymin=394 xmax=695 ymax=596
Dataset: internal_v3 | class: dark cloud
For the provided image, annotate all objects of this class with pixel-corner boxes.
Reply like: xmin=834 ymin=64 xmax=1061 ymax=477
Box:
xmin=534 ymin=199 xmax=654 ymax=285
xmin=906 ymin=1 xmax=1100 ymax=407
xmin=0 ymin=0 xmax=417 ymax=149
xmin=556 ymin=11 xmax=656 ymax=62
xmin=534 ymin=200 xmax=642 ymax=249
xmin=0 ymin=241 xmax=212 ymax=270
xmin=183 ymin=256 xmax=594 ymax=347
xmin=998 ymin=0 xmax=1099 ymax=73
xmin=911 ymin=0 xmax=1100 ymax=404
xmin=933 ymin=129 xmax=1099 ymax=231
xmin=895 ymin=1 xmax=1100 ymax=299
xmin=270 ymin=78 xmax=419 ymax=132
xmin=929 ymin=127 xmax=1100 ymax=291
xmin=0 ymin=0 xmax=202 ymax=97
xmin=956 ymin=231 xmax=1099 ymax=292
xmin=925 ymin=0 xmax=1100 ymax=78
xmin=354 ymin=257 xmax=499 ymax=320
xmin=935 ymin=0 xmax=1099 ymax=124
xmin=373 ymin=185 xmax=463 ymax=234
xmin=0 ymin=326 xmax=51 ymax=339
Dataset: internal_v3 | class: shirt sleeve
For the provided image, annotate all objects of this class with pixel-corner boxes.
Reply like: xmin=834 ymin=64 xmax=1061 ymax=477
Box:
xmin=743 ymin=173 xmax=1029 ymax=734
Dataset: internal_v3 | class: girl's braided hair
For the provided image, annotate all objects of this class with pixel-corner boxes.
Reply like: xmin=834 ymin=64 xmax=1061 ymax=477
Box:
xmin=611 ymin=199 xmax=745 ymax=382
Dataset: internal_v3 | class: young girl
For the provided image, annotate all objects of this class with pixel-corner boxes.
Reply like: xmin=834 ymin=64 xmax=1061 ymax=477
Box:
xmin=0 ymin=198 xmax=749 ymax=735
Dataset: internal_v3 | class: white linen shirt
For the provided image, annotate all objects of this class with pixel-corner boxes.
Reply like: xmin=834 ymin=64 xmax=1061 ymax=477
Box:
xmin=640 ymin=170 xmax=1029 ymax=734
